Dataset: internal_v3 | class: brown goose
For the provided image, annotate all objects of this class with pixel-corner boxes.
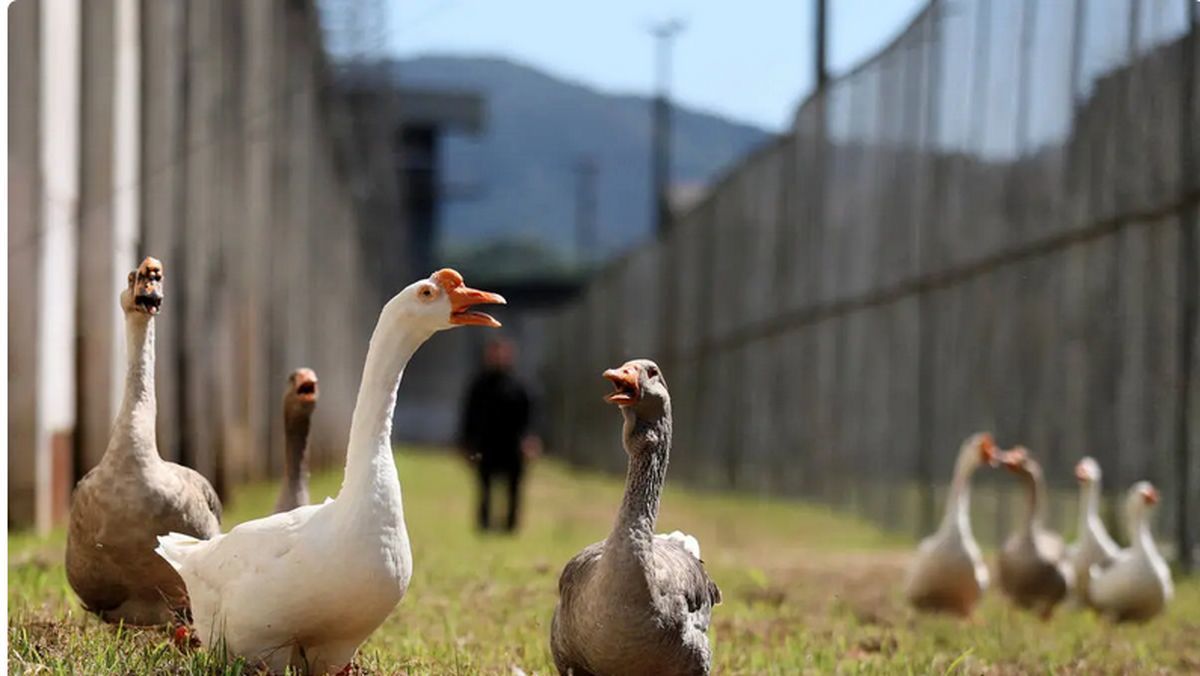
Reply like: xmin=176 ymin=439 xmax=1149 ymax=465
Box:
xmin=65 ymin=257 xmax=221 ymax=625
xmin=997 ymin=447 xmax=1072 ymax=618
xmin=551 ymin=359 xmax=721 ymax=676
xmin=274 ymin=368 xmax=319 ymax=513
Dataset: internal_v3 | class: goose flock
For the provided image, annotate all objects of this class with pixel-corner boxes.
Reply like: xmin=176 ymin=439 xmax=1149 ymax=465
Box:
xmin=905 ymin=441 xmax=1174 ymax=623
xmin=63 ymin=259 xmax=1176 ymax=674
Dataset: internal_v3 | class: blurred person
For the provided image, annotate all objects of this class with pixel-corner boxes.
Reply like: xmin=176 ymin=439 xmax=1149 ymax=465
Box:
xmin=460 ymin=337 xmax=540 ymax=533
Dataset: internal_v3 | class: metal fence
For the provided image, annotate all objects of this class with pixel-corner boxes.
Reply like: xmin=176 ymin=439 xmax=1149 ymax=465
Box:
xmin=7 ymin=0 xmax=401 ymax=530
xmin=543 ymin=0 xmax=1199 ymax=565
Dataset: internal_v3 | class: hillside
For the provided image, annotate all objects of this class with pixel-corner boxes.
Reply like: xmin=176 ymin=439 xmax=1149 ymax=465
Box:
xmin=391 ymin=56 xmax=771 ymax=272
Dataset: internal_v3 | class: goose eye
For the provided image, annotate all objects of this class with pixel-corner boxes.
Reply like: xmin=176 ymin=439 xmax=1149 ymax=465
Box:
xmin=647 ymin=367 xmax=659 ymax=378
xmin=419 ymin=285 xmax=436 ymax=302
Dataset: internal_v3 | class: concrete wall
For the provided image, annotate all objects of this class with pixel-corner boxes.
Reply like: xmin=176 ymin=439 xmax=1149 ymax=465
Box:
xmin=7 ymin=0 xmax=397 ymax=531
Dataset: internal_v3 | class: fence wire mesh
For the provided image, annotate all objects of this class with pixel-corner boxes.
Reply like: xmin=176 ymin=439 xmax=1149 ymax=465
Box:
xmin=543 ymin=0 xmax=1199 ymax=563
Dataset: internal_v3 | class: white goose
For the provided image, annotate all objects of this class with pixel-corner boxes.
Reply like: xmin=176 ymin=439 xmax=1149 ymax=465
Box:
xmin=156 ymin=269 xmax=505 ymax=673
xmin=903 ymin=432 xmax=997 ymax=616
xmin=1087 ymin=481 xmax=1174 ymax=622
xmin=1067 ymin=457 xmax=1118 ymax=607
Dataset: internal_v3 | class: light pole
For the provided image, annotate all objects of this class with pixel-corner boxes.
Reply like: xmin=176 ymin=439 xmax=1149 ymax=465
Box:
xmin=574 ymin=156 xmax=598 ymax=273
xmin=649 ymin=19 xmax=685 ymax=237
xmin=814 ymin=0 xmax=828 ymax=91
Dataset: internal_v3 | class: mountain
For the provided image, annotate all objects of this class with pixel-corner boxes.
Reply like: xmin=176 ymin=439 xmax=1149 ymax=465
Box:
xmin=391 ymin=56 xmax=772 ymax=272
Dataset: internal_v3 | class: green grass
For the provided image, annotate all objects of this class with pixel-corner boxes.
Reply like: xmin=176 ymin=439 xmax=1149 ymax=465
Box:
xmin=8 ymin=449 xmax=1200 ymax=674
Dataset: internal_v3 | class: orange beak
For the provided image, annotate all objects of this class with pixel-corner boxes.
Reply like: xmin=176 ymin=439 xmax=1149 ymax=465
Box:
xmin=1074 ymin=463 xmax=1088 ymax=482
xmin=603 ymin=362 xmax=640 ymax=406
xmin=978 ymin=433 xmax=997 ymax=466
xmin=434 ymin=269 xmax=506 ymax=327
xmin=1001 ymin=447 xmax=1028 ymax=471
xmin=1141 ymin=485 xmax=1159 ymax=506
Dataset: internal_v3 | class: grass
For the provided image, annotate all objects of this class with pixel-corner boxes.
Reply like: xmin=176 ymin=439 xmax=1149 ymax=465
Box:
xmin=8 ymin=448 xmax=1200 ymax=674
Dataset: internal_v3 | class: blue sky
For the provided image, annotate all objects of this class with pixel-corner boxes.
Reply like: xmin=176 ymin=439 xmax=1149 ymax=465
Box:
xmin=384 ymin=0 xmax=928 ymax=131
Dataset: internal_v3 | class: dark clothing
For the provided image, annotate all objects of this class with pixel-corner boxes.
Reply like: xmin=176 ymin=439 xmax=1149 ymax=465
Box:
xmin=477 ymin=462 xmax=523 ymax=533
xmin=460 ymin=369 xmax=533 ymax=532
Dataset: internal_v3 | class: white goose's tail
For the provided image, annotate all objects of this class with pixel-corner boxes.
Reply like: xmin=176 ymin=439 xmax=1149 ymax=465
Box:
xmin=155 ymin=532 xmax=206 ymax=572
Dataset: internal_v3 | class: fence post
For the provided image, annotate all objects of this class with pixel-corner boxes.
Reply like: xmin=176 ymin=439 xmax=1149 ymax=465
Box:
xmin=8 ymin=0 xmax=43 ymax=529
xmin=1176 ymin=0 xmax=1197 ymax=574
xmin=916 ymin=0 xmax=944 ymax=537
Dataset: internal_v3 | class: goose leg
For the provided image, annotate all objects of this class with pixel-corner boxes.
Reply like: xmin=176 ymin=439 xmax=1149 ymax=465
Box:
xmin=306 ymin=639 xmax=361 ymax=675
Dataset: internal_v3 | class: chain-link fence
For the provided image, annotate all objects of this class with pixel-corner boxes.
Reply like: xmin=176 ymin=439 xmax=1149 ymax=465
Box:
xmin=543 ymin=0 xmax=1199 ymax=565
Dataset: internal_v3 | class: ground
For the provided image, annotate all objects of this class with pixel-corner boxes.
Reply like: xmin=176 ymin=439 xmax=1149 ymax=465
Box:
xmin=8 ymin=449 xmax=1200 ymax=674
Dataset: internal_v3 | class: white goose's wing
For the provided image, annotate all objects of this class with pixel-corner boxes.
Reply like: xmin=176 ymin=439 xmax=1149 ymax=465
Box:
xmin=157 ymin=500 xmax=327 ymax=570
xmin=1087 ymin=550 xmax=1137 ymax=608
xmin=156 ymin=501 xmax=330 ymax=642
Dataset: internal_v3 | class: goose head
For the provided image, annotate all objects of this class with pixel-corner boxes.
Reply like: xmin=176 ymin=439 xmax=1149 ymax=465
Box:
xmin=394 ymin=268 xmax=506 ymax=332
xmin=969 ymin=432 xmax=999 ymax=467
xmin=1074 ymin=457 xmax=1106 ymax=524
xmin=1075 ymin=458 xmax=1099 ymax=489
xmin=1075 ymin=457 xmax=1102 ymax=485
xmin=603 ymin=359 xmax=670 ymax=423
xmin=1125 ymin=481 xmax=1159 ymax=525
xmin=285 ymin=368 xmax=319 ymax=416
xmin=120 ymin=257 xmax=164 ymax=317
xmin=954 ymin=432 xmax=999 ymax=475
xmin=1000 ymin=446 xmax=1041 ymax=479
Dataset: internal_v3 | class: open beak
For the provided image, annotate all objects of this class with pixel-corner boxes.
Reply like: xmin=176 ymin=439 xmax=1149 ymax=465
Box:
xmin=603 ymin=364 xmax=640 ymax=406
xmin=435 ymin=269 xmax=506 ymax=327
xmin=1141 ymin=485 xmax=1159 ymax=506
xmin=132 ymin=256 xmax=165 ymax=315
xmin=134 ymin=288 xmax=163 ymax=315
xmin=294 ymin=378 xmax=318 ymax=404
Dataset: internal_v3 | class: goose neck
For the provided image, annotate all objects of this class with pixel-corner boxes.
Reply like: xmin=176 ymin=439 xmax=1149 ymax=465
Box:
xmin=1020 ymin=471 xmax=1047 ymax=533
xmin=1078 ymin=480 xmax=1100 ymax=530
xmin=1133 ymin=519 xmax=1154 ymax=554
xmin=337 ymin=305 xmax=432 ymax=502
xmin=282 ymin=410 xmax=312 ymax=502
xmin=107 ymin=313 xmax=159 ymax=466
xmin=940 ymin=452 xmax=977 ymax=531
xmin=607 ymin=414 xmax=672 ymax=556
xmin=1126 ymin=504 xmax=1154 ymax=555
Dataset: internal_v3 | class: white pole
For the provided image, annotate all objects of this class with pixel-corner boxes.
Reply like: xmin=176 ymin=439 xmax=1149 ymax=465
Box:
xmin=38 ymin=0 xmax=82 ymax=532
xmin=110 ymin=0 xmax=141 ymax=409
